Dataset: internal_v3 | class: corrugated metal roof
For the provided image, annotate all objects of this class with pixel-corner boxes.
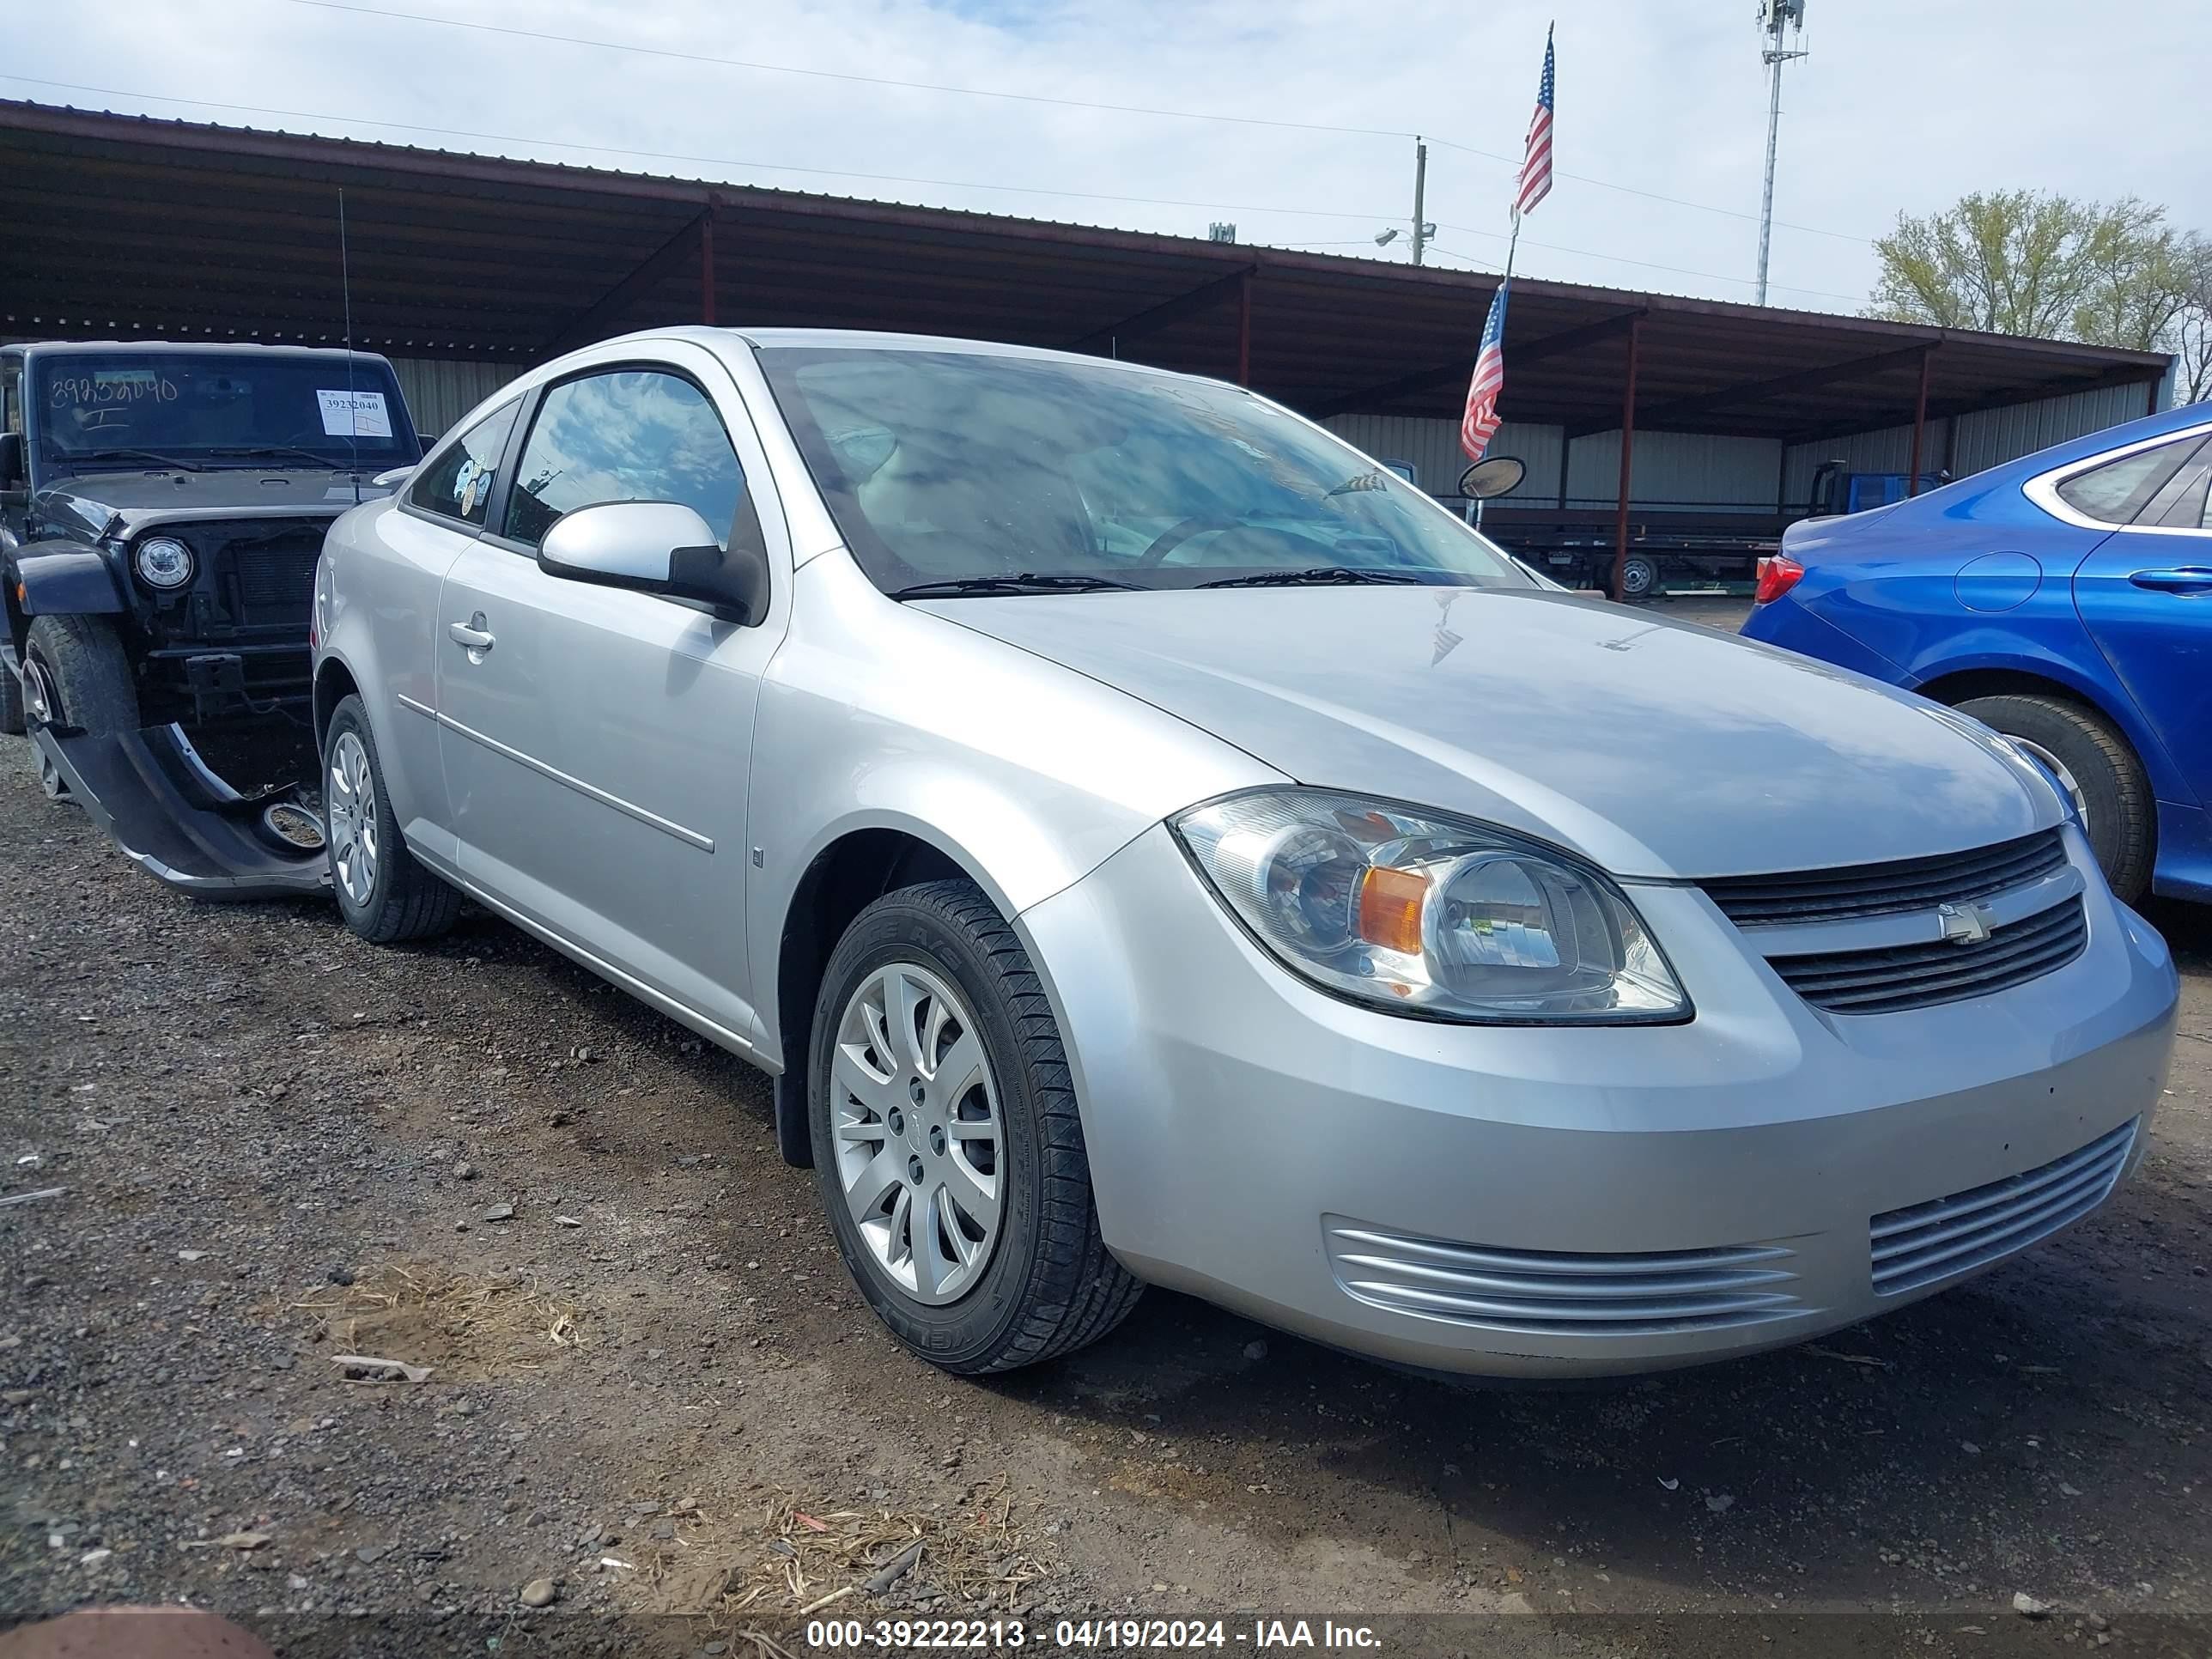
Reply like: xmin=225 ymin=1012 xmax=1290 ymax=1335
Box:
xmin=0 ymin=99 xmax=2170 ymax=442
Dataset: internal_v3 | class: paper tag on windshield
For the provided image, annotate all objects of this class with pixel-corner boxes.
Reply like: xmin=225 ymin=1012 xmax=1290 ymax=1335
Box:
xmin=317 ymin=388 xmax=392 ymax=439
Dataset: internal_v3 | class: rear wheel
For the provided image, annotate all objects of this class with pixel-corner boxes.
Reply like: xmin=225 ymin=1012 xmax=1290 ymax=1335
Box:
xmin=810 ymin=879 xmax=1142 ymax=1374
xmin=1953 ymin=691 xmax=2154 ymax=903
xmin=23 ymin=616 xmax=138 ymax=800
xmin=323 ymin=694 xmax=462 ymax=944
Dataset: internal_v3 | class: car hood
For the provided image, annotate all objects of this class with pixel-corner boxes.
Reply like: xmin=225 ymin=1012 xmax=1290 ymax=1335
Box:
xmin=916 ymin=586 xmax=2061 ymax=880
xmin=40 ymin=469 xmax=392 ymax=535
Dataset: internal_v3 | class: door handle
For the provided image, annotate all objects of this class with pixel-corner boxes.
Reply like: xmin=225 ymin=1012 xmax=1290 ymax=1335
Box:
xmin=447 ymin=618 xmax=495 ymax=650
xmin=2129 ymin=568 xmax=2212 ymax=594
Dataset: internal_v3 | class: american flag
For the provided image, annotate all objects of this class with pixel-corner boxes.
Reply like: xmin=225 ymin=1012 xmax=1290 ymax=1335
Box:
xmin=1460 ymin=278 xmax=1510 ymax=462
xmin=1513 ymin=26 xmax=1555 ymax=216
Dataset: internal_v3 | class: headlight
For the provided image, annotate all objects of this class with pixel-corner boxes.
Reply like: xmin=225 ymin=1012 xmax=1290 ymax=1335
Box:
xmin=134 ymin=536 xmax=194 ymax=590
xmin=1171 ymin=788 xmax=1690 ymax=1024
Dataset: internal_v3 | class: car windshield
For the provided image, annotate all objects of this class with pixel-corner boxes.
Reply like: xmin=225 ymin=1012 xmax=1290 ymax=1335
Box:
xmin=30 ymin=352 xmax=421 ymax=469
xmin=757 ymin=346 xmax=1528 ymax=594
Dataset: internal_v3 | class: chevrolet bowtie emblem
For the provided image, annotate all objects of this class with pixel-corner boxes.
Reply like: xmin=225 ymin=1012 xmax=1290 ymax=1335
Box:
xmin=1937 ymin=902 xmax=1997 ymax=945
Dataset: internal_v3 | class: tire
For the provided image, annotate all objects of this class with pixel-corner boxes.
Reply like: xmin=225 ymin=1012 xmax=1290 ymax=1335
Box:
xmin=323 ymin=694 xmax=462 ymax=944
xmin=23 ymin=615 xmax=138 ymax=799
xmin=809 ymin=878 xmax=1142 ymax=1375
xmin=1618 ymin=555 xmax=1659 ymax=602
xmin=24 ymin=614 xmax=138 ymax=733
xmin=1954 ymin=692 xmax=2154 ymax=903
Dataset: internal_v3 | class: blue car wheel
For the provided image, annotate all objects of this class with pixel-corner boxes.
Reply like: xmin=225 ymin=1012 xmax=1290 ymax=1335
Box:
xmin=1954 ymin=691 xmax=2154 ymax=903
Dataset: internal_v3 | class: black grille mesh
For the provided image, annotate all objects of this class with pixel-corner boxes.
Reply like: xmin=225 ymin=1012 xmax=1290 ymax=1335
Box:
xmin=1703 ymin=829 xmax=2068 ymax=927
xmin=1768 ymin=896 xmax=2087 ymax=1016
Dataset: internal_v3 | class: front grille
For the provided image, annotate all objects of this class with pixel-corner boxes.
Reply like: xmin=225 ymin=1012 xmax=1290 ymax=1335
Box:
xmin=1769 ymin=895 xmax=2086 ymax=1015
xmin=1322 ymin=1217 xmax=1806 ymax=1336
xmin=1703 ymin=830 xmax=2068 ymax=927
xmin=1871 ymin=1121 xmax=2136 ymax=1296
xmin=225 ymin=529 xmax=323 ymax=623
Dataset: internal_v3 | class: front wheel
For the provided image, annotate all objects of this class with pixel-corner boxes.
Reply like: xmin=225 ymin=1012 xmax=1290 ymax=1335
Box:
xmin=1954 ymin=691 xmax=2154 ymax=903
xmin=810 ymin=879 xmax=1142 ymax=1374
xmin=23 ymin=615 xmax=139 ymax=799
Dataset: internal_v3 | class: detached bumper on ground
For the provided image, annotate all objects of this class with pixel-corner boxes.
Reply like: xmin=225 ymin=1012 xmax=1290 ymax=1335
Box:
xmin=1023 ymin=823 xmax=2179 ymax=1377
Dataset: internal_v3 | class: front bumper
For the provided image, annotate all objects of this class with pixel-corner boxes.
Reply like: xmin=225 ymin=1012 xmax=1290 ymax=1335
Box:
xmin=1019 ymin=823 xmax=2178 ymax=1377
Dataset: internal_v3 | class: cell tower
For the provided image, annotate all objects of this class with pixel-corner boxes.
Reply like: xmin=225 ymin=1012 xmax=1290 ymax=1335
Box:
xmin=1755 ymin=0 xmax=1808 ymax=306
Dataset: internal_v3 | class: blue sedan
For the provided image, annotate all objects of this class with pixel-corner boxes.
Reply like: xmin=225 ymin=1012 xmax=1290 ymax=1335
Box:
xmin=1742 ymin=403 xmax=2212 ymax=905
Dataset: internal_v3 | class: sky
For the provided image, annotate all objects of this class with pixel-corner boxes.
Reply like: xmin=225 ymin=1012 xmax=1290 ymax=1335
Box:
xmin=7 ymin=0 xmax=2210 ymax=318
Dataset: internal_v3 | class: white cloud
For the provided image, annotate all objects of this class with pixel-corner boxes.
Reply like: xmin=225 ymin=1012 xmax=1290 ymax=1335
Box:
xmin=11 ymin=0 xmax=2209 ymax=317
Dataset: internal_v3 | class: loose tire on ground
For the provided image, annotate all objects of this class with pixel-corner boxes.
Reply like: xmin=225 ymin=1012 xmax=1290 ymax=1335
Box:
xmin=810 ymin=878 xmax=1142 ymax=1375
xmin=1953 ymin=691 xmax=2154 ymax=903
xmin=323 ymin=693 xmax=462 ymax=944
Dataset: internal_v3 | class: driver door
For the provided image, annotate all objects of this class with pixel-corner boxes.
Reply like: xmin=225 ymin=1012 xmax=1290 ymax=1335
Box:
xmin=434 ymin=343 xmax=790 ymax=1047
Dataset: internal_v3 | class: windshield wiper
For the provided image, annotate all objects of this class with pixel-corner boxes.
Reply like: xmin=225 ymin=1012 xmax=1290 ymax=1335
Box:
xmin=1197 ymin=566 xmax=1428 ymax=589
xmin=890 ymin=573 xmax=1146 ymax=599
xmin=204 ymin=444 xmax=350 ymax=470
xmin=71 ymin=447 xmax=206 ymax=473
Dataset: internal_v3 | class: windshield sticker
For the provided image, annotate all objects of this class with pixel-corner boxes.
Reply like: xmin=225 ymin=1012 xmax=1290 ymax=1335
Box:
xmin=49 ymin=370 xmax=179 ymax=407
xmin=317 ymin=388 xmax=393 ymax=439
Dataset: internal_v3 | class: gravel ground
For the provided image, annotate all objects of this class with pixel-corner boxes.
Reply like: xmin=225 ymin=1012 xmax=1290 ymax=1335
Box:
xmin=2 ymin=725 xmax=2208 ymax=1659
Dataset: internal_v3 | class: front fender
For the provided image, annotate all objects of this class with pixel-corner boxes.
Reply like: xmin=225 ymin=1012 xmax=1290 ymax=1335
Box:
xmin=744 ymin=553 xmax=1282 ymax=1073
xmin=13 ymin=544 xmax=128 ymax=615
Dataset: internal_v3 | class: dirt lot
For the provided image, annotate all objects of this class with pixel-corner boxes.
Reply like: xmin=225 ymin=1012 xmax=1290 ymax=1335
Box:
xmin=2 ymin=722 xmax=2208 ymax=1659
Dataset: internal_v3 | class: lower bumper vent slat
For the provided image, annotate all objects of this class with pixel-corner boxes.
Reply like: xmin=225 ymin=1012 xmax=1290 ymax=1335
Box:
xmin=1869 ymin=1121 xmax=2136 ymax=1297
xmin=1324 ymin=1218 xmax=1808 ymax=1338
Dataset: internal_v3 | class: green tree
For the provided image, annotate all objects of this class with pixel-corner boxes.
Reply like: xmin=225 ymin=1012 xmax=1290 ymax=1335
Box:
xmin=1871 ymin=191 xmax=2197 ymax=354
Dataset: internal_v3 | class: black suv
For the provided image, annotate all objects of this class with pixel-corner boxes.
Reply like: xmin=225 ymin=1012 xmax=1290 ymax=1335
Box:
xmin=1 ymin=342 xmax=423 ymax=793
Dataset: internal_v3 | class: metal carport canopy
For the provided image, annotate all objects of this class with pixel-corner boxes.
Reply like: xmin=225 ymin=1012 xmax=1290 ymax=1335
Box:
xmin=0 ymin=97 xmax=2167 ymax=447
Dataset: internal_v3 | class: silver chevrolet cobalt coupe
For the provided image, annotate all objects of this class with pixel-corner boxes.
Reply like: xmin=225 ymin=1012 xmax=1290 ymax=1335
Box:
xmin=313 ymin=328 xmax=2179 ymax=1378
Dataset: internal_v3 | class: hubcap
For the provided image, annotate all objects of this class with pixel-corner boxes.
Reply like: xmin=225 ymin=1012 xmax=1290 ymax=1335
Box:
xmin=325 ymin=730 xmax=380 ymax=908
xmin=2013 ymin=737 xmax=2091 ymax=834
xmin=831 ymin=963 xmax=1003 ymax=1305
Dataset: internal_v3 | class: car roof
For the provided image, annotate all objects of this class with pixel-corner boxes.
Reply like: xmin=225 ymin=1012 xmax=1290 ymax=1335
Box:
xmin=642 ymin=324 xmax=1201 ymax=379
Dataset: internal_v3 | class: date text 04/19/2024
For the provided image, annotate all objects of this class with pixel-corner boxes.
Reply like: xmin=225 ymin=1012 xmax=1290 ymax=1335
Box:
xmin=802 ymin=1618 xmax=1383 ymax=1650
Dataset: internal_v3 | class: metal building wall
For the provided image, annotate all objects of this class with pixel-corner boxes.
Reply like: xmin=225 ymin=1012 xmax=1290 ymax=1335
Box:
xmin=1780 ymin=380 xmax=2160 ymax=501
xmin=1322 ymin=414 xmax=1562 ymax=495
xmin=1778 ymin=420 xmax=1952 ymax=501
xmin=1564 ymin=430 xmax=1782 ymax=511
xmin=1328 ymin=414 xmax=1787 ymax=509
xmin=388 ymin=357 xmax=519 ymax=439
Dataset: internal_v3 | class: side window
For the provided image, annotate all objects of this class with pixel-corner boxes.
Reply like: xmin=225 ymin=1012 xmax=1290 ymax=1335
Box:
xmin=2144 ymin=444 xmax=2212 ymax=530
xmin=2053 ymin=437 xmax=2201 ymax=526
xmin=408 ymin=401 xmax=520 ymax=527
xmin=501 ymin=368 xmax=763 ymax=555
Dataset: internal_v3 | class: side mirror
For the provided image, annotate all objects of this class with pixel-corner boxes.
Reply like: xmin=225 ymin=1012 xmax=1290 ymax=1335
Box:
xmin=0 ymin=431 xmax=24 ymax=499
xmin=538 ymin=500 xmax=768 ymax=623
xmin=1459 ymin=454 xmax=1526 ymax=501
